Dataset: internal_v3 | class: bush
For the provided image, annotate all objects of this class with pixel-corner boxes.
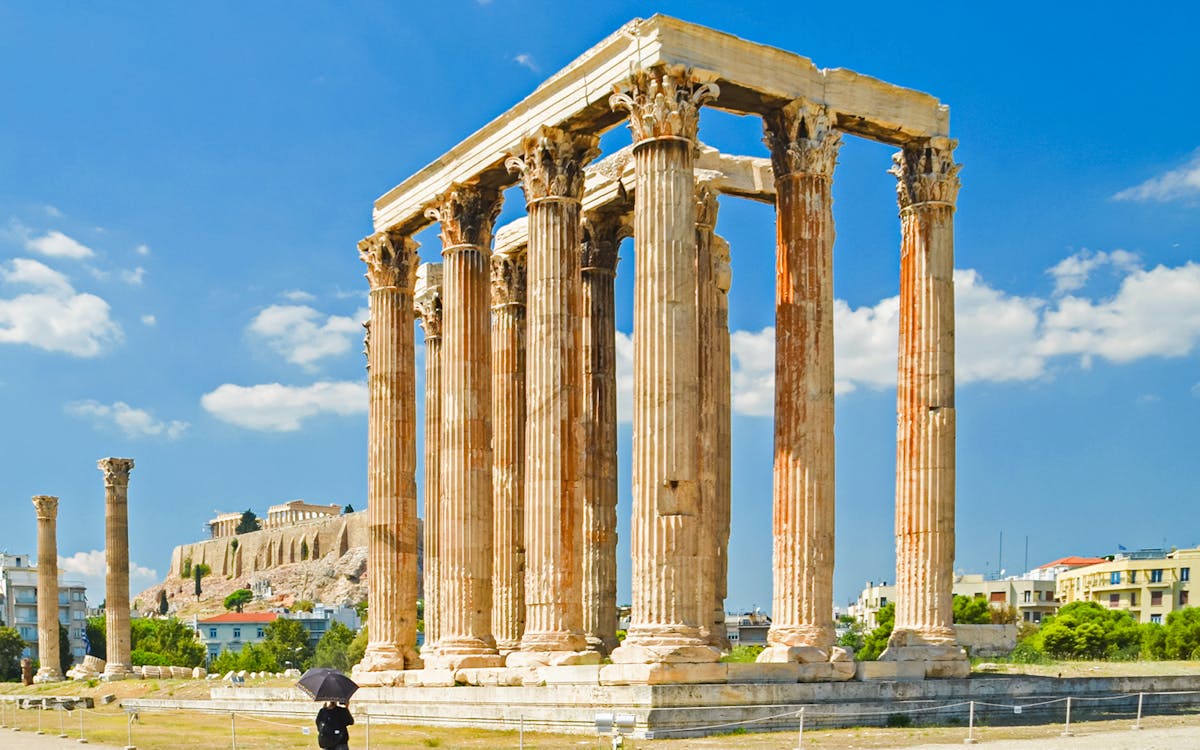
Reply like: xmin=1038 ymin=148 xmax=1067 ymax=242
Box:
xmin=312 ymin=622 xmax=357 ymax=672
xmin=131 ymin=649 xmax=169 ymax=666
xmin=1026 ymin=601 xmax=1141 ymax=660
xmin=886 ymin=713 xmax=913 ymax=728
xmin=953 ymin=595 xmax=992 ymax=624
xmin=1009 ymin=640 xmax=1051 ymax=664
xmin=130 ymin=617 xmax=205 ymax=667
xmin=720 ymin=645 xmax=763 ymax=663
xmin=346 ymin=625 xmax=368 ymax=669
xmin=857 ymin=603 xmax=895 ymax=661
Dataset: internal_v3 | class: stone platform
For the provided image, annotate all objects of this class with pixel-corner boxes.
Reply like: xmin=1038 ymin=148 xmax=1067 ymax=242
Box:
xmin=122 ymin=673 xmax=1200 ymax=740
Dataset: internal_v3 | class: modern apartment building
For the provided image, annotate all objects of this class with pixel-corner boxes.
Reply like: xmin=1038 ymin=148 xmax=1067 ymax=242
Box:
xmin=1055 ymin=547 xmax=1197 ymax=624
xmin=0 ymin=553 xmax=89 ymax=663
xmin=851 ymin=572 xmax=1061 ymax=629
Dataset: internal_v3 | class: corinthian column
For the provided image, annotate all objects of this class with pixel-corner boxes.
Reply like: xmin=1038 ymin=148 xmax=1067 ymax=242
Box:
xmin=415 ymin=263 xmax=444 ymax=654
xmin=355 ymin=229 xmax=422 ymax=676
xmin=609 ymin=65 xmax=722 ymax=665
xmin=758 ymin=100 xmax=841 ymax=663
xmin=32 ymin=495 xmax=62 ymax=683
xmin=424 ymin=183 xmax=504 ymax=670
xmin=694 ymin=185 xmax=731 ymax=651
xmin=580 ymin=208 xmax=626 ymax=655
xmin=490 ymin=248 xmax=527 ymax=655
xmin=99 ymin=457 xmax=135 ymax=680
xmin=505 ymin=126 xmax=600 ymax=667
xmin=880 ymin=137 xmax=968 ymax=679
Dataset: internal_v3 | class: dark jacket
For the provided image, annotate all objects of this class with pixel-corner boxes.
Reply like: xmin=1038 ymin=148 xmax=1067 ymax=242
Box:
xmin=316 ymin=704 xmax=354 ymax=748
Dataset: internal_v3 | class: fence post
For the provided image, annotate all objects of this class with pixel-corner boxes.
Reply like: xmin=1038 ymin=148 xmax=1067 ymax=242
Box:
xmin=230 ymin=712 xmax=237 ymax=750
xmin=1132 ymin=692 xmax=1143 ymax=731
xmin=60 ymin=705 xmax=68 ymax=738
xmin=126 ymin=710 xmax=136 ymax=750
xmin=1061 ymin=696 xmax=1073 ymax=737
xmin=964 ymin=700 xmax=977 ymax=744
xmin=78 ymin=706 xmax=87 ymax=744
xmin=364 ymin=708 xmax=370 ymax=750
xmin=795 ymin=706 xmax=805 ymax=749
xmin=36 ymin=701 xmax=43 ymax=735
xmin=520 ymin=715 xmax=525 ymax=750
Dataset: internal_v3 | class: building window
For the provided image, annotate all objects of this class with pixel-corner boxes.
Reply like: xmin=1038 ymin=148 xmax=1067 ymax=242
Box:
xmin=1151 ymin=591 xmax=1163 ymax=606
xmin=990 ymin=592 xmax=1006 ymax=603
xmin=209 ymin=628 xmax=217 ymax=638
xmin=1182 ymin=568 xmax=1191 ymax=582
xmin=1151 ymin=569 xmax=1163 ymax=583
xmin=1110 ymin=572 xmax=1121 ymax=584
xmin=1023 ymin=590 xmax=1031 ymax=603
xmin=1182 ymin=591 xmax=1190 ymax=607
xmin=257 ymin=628 xmax=265 ymax=638
xmin=1033 ymin=612 xmax=1042 ymax=623
xmin=1109 ymin=594 xmax=1120 ymax=607
xmin=1130 ymin=592 xmax=1137 ymax=606
xmin=1130 ymin=570 xmax=1138 ymax=584
xmin=1150 ymin=614 xmax=1163 ymax=624
xmin=233 ymin=627 xmax=241 ymax=639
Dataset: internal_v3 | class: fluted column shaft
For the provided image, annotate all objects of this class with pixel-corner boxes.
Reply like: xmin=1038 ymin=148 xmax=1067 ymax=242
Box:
xmin=610 ymin=66 xmax=721 ymax=664
xmin=887 ymin=139 xmax=960 ymax=647
xmin=491 ymin=251 xmax=527 ymax=654
xmin=506 ymin=127 xmax=599 ymax=663
xmin=426 ymin=184 xmax=503 ymax=669
xmin=32 ymin=495 xmax=62 ymax=682
xmin=580 ymin=211 xmax=624 ymax=655
xmin=761 ymin=101 xmax=841 ymax=658
xmin=99 ymin=457 xmax=135 ymax=679
xmin=713 ymin=234 xmax=732 ymax=645
xmin=416 ymin=264 xmax=444 ymax=652
xmin=356 ymin=230 xmax=422 ymax=673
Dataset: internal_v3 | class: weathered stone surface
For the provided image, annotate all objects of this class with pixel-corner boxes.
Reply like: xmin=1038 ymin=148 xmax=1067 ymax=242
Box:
xmin=415 ymin=262 xmax=443 ymax=652
xmin=506 ymin=650 xmax=601 ymax=668
xmin=538 ymin=664 xmax=603 ymax=685
xmin=725 ymin=662 xmax=801 ymax=684
xmin=453 ymin=667 xmax=524 ymax=687
xmin=756 ymin=645 xmax=829 ymax=664
xmin=600 ymin=662 xmax=728 ymax=686
xmin=99 ymin=458 xmax=136 ymax=679
xmin=855 ymin=661 xmax=925 ymax=682
xmin=31 ymin=495 xmax=62 ymax=683
xmin=192 ymin=667 xmax=207 ymax=679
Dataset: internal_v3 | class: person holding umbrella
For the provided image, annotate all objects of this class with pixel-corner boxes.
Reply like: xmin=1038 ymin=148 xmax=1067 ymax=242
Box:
xmin=297 ymin=668 xmax=359 ymax=749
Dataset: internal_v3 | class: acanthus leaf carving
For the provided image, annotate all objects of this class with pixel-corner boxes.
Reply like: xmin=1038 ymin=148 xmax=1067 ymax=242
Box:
xmin=891 ymin=137 xmax=961 ymax=209
xmin=97 ymin=457 xmax=135 ymax=486
xmin=423 ymin=183 xmax=503 ymax=249
xmin=762 ymin=99 xmax=841 ymax=179
xmin=610 ymin=64 xmax=719 ymax=143
xmin=414 ymin=262 xmax=445 ymax=339
xmin=490 ymin=251 xmax=528 ymax=307
xmin=507 ymin=126 xmax=600 ymax=202
xmin=581 ymin=208 xmax=630 ymax=274
xmin=32 ymin=494 xmax=59 ymax=520
xmin=358 ymin=229 xmax=420 ymax=291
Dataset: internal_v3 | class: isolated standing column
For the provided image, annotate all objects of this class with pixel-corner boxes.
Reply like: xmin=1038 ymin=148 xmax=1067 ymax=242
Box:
xmin=490 ymin=248 xmax=527 ymax=655
xmin=425 ymin=183 xmax=504 ymax=669
xmin=415 ymin=262 xmax=444 ymax=653
xmin=356 ymin=229 xmax=422 ymax=674
xmin=881 ymin=137 xmax=968 ymax=678
xmin=99 ymin=457 xmax=135 ymax=679
xmin=759 ymin=100 xmax=841 ymax=661
xmin=609 ymin=65 xmax=722 ymax=665
xmin=32 ymin=495 xmax=63 ymax=682
xmin=580 ymin=209 xmax=625 ymax=655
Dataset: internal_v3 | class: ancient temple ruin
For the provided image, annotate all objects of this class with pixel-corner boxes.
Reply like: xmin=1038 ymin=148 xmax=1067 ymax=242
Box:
xmin=353 ymin=15 xmax=966 ymax=687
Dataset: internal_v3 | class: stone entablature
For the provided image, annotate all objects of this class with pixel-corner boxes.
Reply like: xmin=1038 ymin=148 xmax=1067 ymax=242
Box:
xmin=263 ymin=500 xmax=343 ymax=530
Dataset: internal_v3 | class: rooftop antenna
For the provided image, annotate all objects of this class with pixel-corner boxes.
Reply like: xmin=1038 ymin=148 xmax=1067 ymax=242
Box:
xmin=998 ymin=531 xmax=1003 ymax=579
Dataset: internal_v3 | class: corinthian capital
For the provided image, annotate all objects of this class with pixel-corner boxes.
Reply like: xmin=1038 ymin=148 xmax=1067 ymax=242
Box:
xmin=32 ymin=495 xmax=59 ymax=520
xmin=98 ymin=457 xmax=135 ymax=486
xmin=424 ymin=183 xmax=503 ymax=249
xmin=359 ymin=229 xmax=419 ymax=291
xmin=505 ymin=126 xmax=600 ymax=202
xmin=610 ymin=64 xmax=719 ymax=143
xmin=581 ymin=208 xmax=630 ymax=274
xmin=490 ymin=250 xmax=527 ymax=308
xmin=414 ymin=262 xmax=444 ymax=339
xmin=891 ymin=137 xmax=961 ymax=209
xmin=763 ymin=99 xmax=841 ymax=179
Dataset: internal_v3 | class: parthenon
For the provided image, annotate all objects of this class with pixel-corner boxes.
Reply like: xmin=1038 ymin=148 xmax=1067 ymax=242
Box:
xmin=353 ymin=15 xmax=967 ymax=685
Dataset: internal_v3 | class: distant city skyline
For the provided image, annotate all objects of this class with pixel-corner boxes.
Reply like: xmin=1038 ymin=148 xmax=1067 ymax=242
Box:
xmin=1 ymin=2 xmax=1197 ymax=613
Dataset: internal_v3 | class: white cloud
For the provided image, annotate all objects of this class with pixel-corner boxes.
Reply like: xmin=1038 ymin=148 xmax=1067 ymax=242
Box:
xmin=1047 ymin=248 xmax=1141 ymax=296
xmin=248 ymin=304 xmax=366 ymax=369
xmin=135 ymin=244 xmax=151 ymax=256
xmin=955 ymin=269 xmax=1046 ymax=383
xmin=281 ymin=289 xmax=316 ymax=303
xmin=43 ymin=205 xmax=64 ymax=218
xmin=730 ymin=327 xmax=776 ymax=416
xmin=514 ymin=54 xmax=538 ymax=72
xmin=26 ymin=229 xmax=95 ymax=259
xmin=1039 ymin=261 xmax=1200 ymax=364
xmin=141 ymin=314 xmax=157 ymax=326
xmin=58 ymin=550 xmax=158 ymax=603
xmin=121 ymin=266 xmax=147 ymax=285
xmin=66 ymin=399 xmax=189 ymax=440
xmin=201 ymin=381 xmax=367 ymax=431
xmin=1114 ymin=149 xmax=1200 ymax=203
xmin=0 ymin=258 xmax=123 ymax=356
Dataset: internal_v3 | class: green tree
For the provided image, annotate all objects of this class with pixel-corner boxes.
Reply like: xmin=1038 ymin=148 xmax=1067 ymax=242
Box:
xmin=194 ymin=566 xmax=202 ymax=598
xmin=1162 ymin=607 xmax=1200 ymax=659
xmin=235 ymin=509 xmax=260 ymax=535
xmin=311 ymin=622 xmax=356 ymax=671
xmin=158 ymin=589 xmax=170 ymax=615
xmin=224 ymin=589 xmax=253 ymax=613
xmin=837 ymin=618 xmax=865 ymax=652
xmin=85 ymin=615 xmax=106 ymax=658
xmin=0 ymin=626 xmax=25 ymax=681
xmin=262 ymin=618 xmax=313 ymax=671
xmin=300 ymin=540 xmax=309 ymax=561
xmin=293 ymin=600 xmax=315 ymax=613
xmin=210 ymin=642 xmax=277 ymax=674
xmin=180 ymin=557 xmax=192 ymax=579
xmin=857 ymin=603 xmax=895 ymax=661
xmin=346 ymin=624 xmax=368 ymax=669
xmin=58 ymin=624 xmax=72 ymax=674
xmin=342 ymin=504 xmax=354 ymax=514
xmin=130 ymin=617 xmax=205 ymax=667
xmin=1030 ymin=601 xmax=1141 ymax=659
xmin=952 ymin=595 xmax=992 ymax=624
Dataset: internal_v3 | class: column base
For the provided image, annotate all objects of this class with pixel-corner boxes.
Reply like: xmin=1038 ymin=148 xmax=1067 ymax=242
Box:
xmin=356 ymin=644 xmax=422 ymax=673
xmin=610 ymin=625 xmax=721 ymax=664
xmin=101 ymin=665 xmax=133 ymax=681
xmin=756 ymin=644 xmax=855 ymax=665
xmin=585 ymin=633 xmax=620 ymax=657
xmin=880 ymin=628 xmax=969 ymax=679
xmin=421 ymin=637 xmax=503 ymax=670
xmin=506 ymin=649 xmax=601 ymax=668
xmin=33 ymin=668 xmax=62 ymax=683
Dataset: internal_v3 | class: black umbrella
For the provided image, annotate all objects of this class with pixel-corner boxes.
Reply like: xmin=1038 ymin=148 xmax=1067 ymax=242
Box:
xmin=296 ymin=668 xmax=359 ymax=702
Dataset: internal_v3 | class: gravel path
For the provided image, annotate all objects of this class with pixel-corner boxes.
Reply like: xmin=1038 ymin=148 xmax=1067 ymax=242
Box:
xmin=1 ymin=728 xmax=122 ymax=749
xmin=892 ymin=726 xmax=1200 ymax=750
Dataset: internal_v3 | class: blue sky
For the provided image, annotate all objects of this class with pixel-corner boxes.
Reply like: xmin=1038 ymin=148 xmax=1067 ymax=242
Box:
xmin=1 ymin=2 xmax=1197 ymax=615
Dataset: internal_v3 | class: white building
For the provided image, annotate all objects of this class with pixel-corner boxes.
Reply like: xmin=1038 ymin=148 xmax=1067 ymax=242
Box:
xmin=0 ymin=553 xmax=89 ymax=663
